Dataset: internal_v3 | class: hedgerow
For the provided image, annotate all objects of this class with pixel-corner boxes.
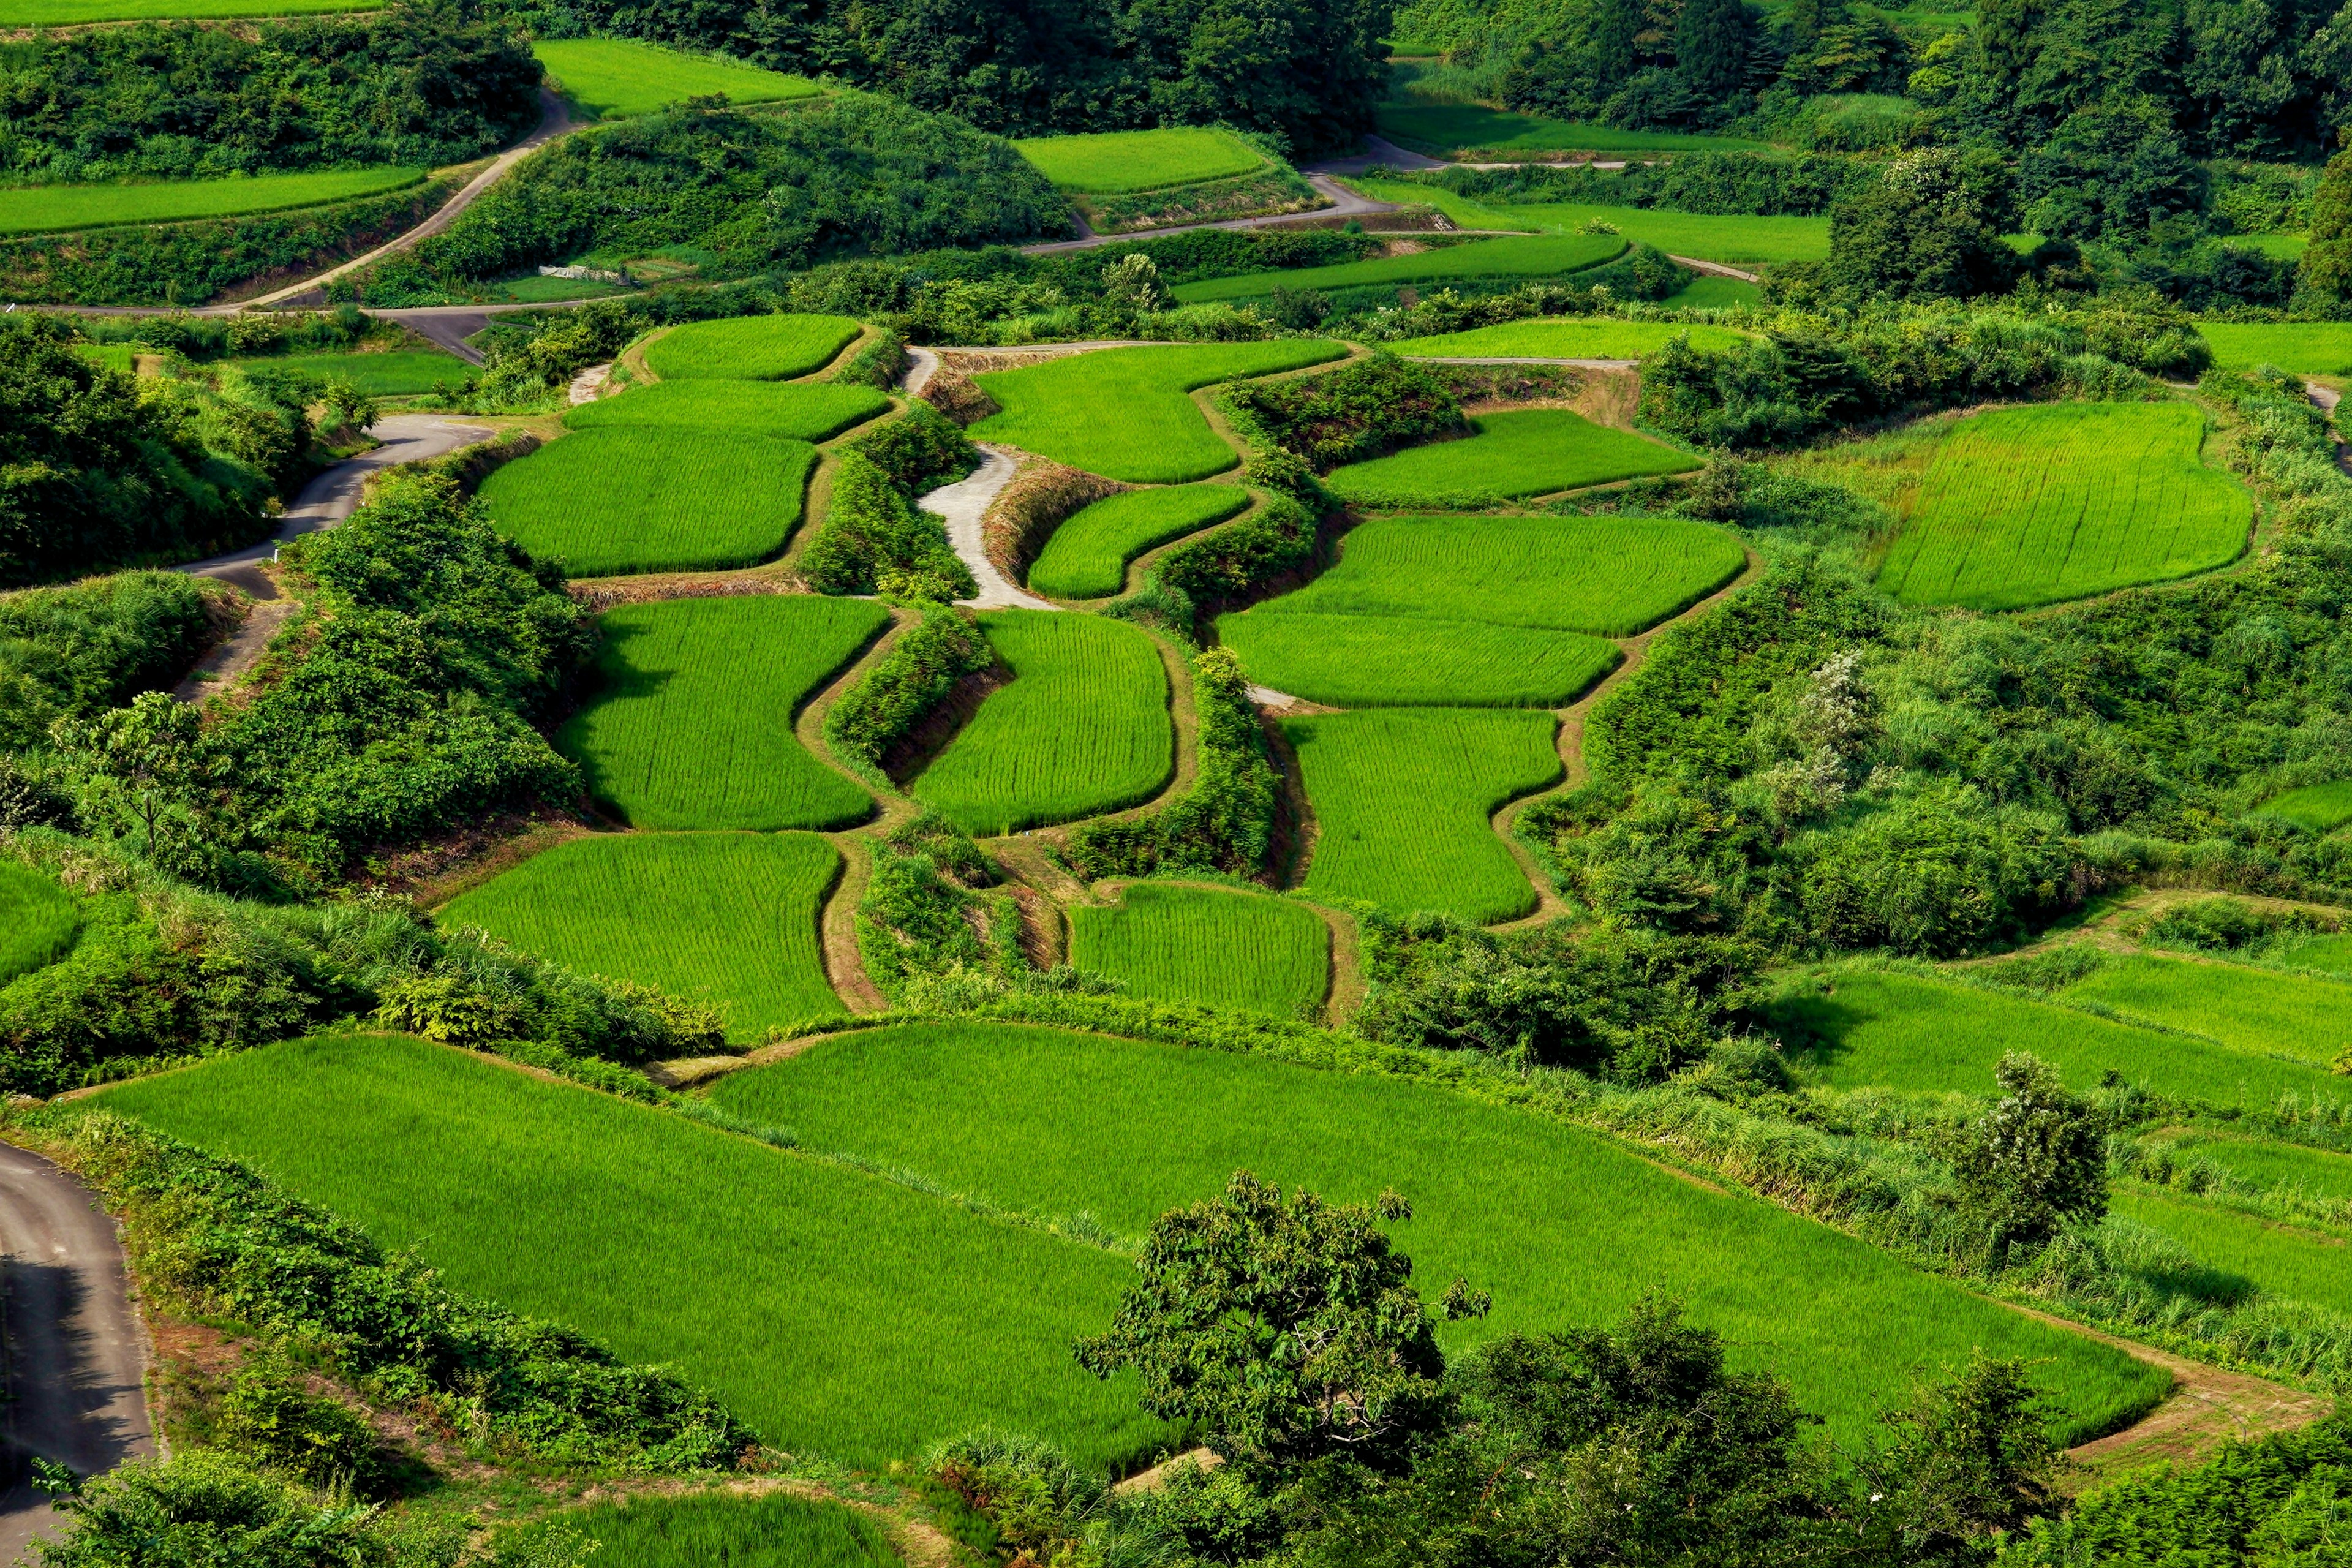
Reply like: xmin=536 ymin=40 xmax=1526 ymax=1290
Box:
xmin=824 ymin=603 xmax=996 ymax=784
xmin=1066 ymin=647 xmax=1278 ymax=880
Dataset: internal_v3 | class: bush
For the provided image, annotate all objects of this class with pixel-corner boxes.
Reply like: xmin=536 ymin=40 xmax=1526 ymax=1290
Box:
xmin=823 ymin=603 xmax=995 ymax=779
xmin=0 ymin=572 xmax=220 ymax=751
xmin=798 ymin=453 xmax=976 ymax=600
xmin=1222 ymin=353 xmax=1465 ymax=472
xmin=1068 ymin=647 xmax=1278 ymax=878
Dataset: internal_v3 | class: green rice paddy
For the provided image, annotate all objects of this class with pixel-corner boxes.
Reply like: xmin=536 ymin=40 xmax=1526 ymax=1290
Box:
xmin=911 ymin=611 xmax=1173 ymax=836
xmin=1221 ymin=612 xmax=1620 ymax=708
xmin=497 ymin=1492 xmax=898 ymax=1568
xmin=0 ymin=167 xmax=424 ymax=237
xmin=565 ymin=379 xmax=890 ymax=440
xmin=439 ymin=833 xmax=843 ymax=1042
xmin=532 ymin=39 xmax=823 ymax=120
xmin=2146 ymin=1131 xmax=2352 ymax=1209
xmin=558 ymin=596 xmax=888 ymax=832
xmin=1388 ymin=319 xmax=1753 ymax=360
xmin=967 ymin=341 xmax=1344 ymax=484
xmin=229 ymin=350 xmax=470 ymax=398
xmin=1323 ymin=409 xmax=1702 ymax=504
xmin=644 ymin=315 xmax=865 ymax=381
xmin=0 ymin=862 xmax=77 ymax=985
xmin=1345 ymin=178 xmax=1833 ymax=266
xmin=1372 ymin=103 xmax=1769 ymax=157
xmin=96 ymin=1035 xmax=1164 ymax=1471
xmin=1012 ymin=127 xmax=1266 ymax=192
xmin=1027 ymin=485 xmax=1249 ymax=599
xmin=1872 ymin=404 xmax=2252 ymax=611
xmin=710 ymin=1021 xmax=2166 ymax=1450
xmin=2113 ymin=1189 xmax=2352 ymax=1315
xmin=72 ymin=344 xmax=137 ymax=374
xmin=1067 ymin=883 xmax=1330 ymax=1016
xmin=1284 ymin=708 xmax=1560 ymax=922
xmin=476 ymin=429 xmax=819 ymax=576
xmin=2264 ymin=780 xmax=2352 ymax=832
xmin=2057 ymin=954 xmax=2352 ymax=1067
xmin=2278 ymin=933 xmax=2352 ymax=975
xmin=1169 ymin=234 xmax=1627 ymax=304
xmin=2196 ymin=322 xmax=2352 ymax=376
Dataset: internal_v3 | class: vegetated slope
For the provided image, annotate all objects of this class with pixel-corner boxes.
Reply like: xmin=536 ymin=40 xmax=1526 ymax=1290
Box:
xmin=2057 ymin=954 xmax=2352 ymax=1065
xmin=711 ymin=1020 xmax=2166 ymax=1450
xmin=565 ymin=380 xmax=889 ymax=440
xmin=1028 ymin=486 xmax=1249 ymax=599
xmin=0 ymin=862 xmax=77 ymax=984
xmin=911 ymin=611 xmax=1172 ymax=835
xmin=1873 ymin=404 xmax=2253 ymax=611
xmin=477 ymin=429 xmax=819 ymax=576
xmin=1346 ymin=178 xmax=1833 ymax=265
xmin=1373 ymin=104 xmax=1767 ymax=157
xmin=1067 ymin=884 xmax=1330 ymax=1016
xmin=1285 ymin=708 xmax=1561 ymax=921
xmin=1170 ymin=233 xmax=1627 ymax=303
xmin=495 ymin=1492 xmax=897 ymax=1568
xmin=228 ymin=349 xmax=470 ymax=398
xmin=1389 ymin=320 xmax=1753 ymax=358
xmin=643 ymin=315 xmax=864 ymax=380
xmin=1013 ymin=127 xmax=1264 ymax=192
xmin=2264 ymin=780 xmax=2352 ymax=832
xmin=96 ymin=1035 xmax=1166 ymax=1471
xmin=2112 ymin=1188 xmax=2352 ymax=1315
xmin=533 ymin=39 xmax=822 ymax=120
xmin=968 ymin=341 xmax=1345 ymax=483
xmin=2198 ymin=322 xmax=2352 ymax=375
xmin=0 ymin=0 xmax=363 ymax=20
xmin=1770 ymin=970 xmax=2350 ymax=1108
xmin=559 ymin=596 xmax=888 ymax=831
xmin=0 ymin=168 xmax=424 ymax=237
xmin=440 ymin=834 xmax=844 ymax=1042
xmin=1324 ymin=409 xmax=1701 ymax=505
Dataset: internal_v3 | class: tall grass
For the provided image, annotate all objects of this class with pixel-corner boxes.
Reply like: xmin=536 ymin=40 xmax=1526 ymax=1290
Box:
xmin=1169 ymin=234 xmax=1625 ymax=303
xmin=2263 ymin=780 xmax=2352 ymax=832
xmin=1068 ymin=884 xmax=1329 ymax=1016
xmin=1028 ymin=486 xmax=1247 ymax=599
xmin=0 ymin=861 xmax=78 ymax=984
xmin=533 ymin=39 xmax=823 ymax=120
xmin=558 ymin=596 xmax=888 ymax=831
xmin=439 ymin=833 xmax=845 ymax=1042
xmin=1011 ymin=128 xmax=1265 ymax=193
xmin=2113 ymin=1188 xmax=2352 ymax=1315
xmin=644 ymin=315 xmax=864 ymax=381
xmin=498 ymin=1491 xmax=899 ymax=1567
xmin=477 ymin=429 xmax=819 ymax=577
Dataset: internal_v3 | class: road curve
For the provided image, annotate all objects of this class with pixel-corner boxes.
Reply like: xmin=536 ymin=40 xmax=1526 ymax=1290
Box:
xmin=920 ymin=447 xmax=1057 ymax=610
xmin=0 ymin=1144 xmax=156 ymax=1563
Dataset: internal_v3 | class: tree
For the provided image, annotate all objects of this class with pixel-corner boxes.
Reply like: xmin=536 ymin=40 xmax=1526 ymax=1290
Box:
xmin=50 ymin=690 xmax=211 ymax=862
xmin=2018 ymin=94 xmax=2204 ymax=241
xmin=1815 ymin=146 xmax=2021 ymax=302
xmin=2297 ymin=143 xmax=2352 ymax=314
xmin=1855 ymin=1355 xmax=2060 ymax=1565
xmin=1953 ymin=1052 xmax=2109 ymax=1254
xmin=1076 ymin=1172 xmax=1478 ymax=1474
xmin=1675 ymin=0 xmax=1758 ymax=107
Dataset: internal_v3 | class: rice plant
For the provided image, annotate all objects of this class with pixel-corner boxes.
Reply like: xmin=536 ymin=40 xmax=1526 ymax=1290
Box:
xmin=1169 ymin=233 xmax=1628 ymax=304
xmin=0 ymin=165 xmax=423 ymax=236
xmin=2059 ymin=954 xmax=2352 ymax=1066
xmin=2113 ymin=1189 xmax=2352 ymax=1314
xmin=644 ymin=315 xmax=865 ymax=381
xmin=2264 ymin=780 xmax=2352 ymax=832
xmin=1324 ymin=409 xmax=1701 ymax=505
xmin=1389 ymin=319 xmax=1752 ymax=360
xmin=557 ymin=595 xmax=888 ymax=831
xmin=1027 ymin=485 xmax=1247 ymax=599
xmin=439 ymin=833 xmax=845 ymax=1042
xmin=0 ymin=861 xmax=77 ymax=984
xmin=228 ymin=349 xmax=470 ymax=397
xmin=565 ymin=379 xmax=889 ymax=441
xmin=1012 ymin=127 xmax=1265 ymax=192
xmin=476 ymin=429 xmax=818 ymax=578
xmin=496 ymin=1491 xmax=899 ymax=1567
xmin=1068 ymin=883 xmax=1329 ymax=1015
xmin=1218 ymin=611 xmax=1619 ymax=707
xmin=532 ymin=38 xmax=821 ymax=120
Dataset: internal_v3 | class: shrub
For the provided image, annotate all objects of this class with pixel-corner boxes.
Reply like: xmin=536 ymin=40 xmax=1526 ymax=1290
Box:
xmin=824 ymin=603 xmax=995 ymax=778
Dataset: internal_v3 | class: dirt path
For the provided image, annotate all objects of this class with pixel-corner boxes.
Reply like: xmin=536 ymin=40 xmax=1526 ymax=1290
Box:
xmin=2305 ymin=381 xmax=2352 ymax=478
xmin=0 ymin=1145 xmax=157 ymax=1561
xmin=919 ymin=448 xmax=1057 ymax=609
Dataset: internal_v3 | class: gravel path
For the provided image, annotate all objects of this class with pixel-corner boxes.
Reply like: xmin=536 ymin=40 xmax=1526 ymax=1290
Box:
xmin=2307 ymin=380 xmax=2352 ymax=477
xmin=918 ymin=447 xmax=1058 ymax=610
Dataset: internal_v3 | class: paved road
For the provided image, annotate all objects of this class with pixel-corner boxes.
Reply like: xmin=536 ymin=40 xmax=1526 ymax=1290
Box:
xmin=0 ymin=1145 xmax=155 ymax=1563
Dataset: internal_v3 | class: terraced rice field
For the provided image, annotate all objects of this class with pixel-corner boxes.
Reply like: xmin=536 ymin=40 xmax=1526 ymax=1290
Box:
xmin=533 ymin=38 xmax=823 ymax=119
xmin=2278 ymin=933 xmax=2352 ymax=974
xmin=0 ymin=167 xmax=424 ymax=236
xmin=439 ymin=833 xmax=844 ymax=1042
xmin=1067 ymin=884 xmax=1330 ymax=1015
xmin=497 ymin=1493 xmax=897 ymax=1568
xmin=1012 ymin=127 xmax=1265 ymax=192
xmin=1769 ymin=970 xmax=2350 ymax=1109
xmin=97 ymin=1035 xmax=1164 ymax=1470
xmin=1373 ymin=104 xmax=1768 ymax=157
xmin=911 ymin=611 xmax=1172 ymax=835
xmin=2147 ymin=1132 xmax=2352 ymax=1208
xmin=1028 ymin=485 xmax=1249 ymax=598
xmin=644 ymin=315 xmax=864 ymax=381
xmin=476 ymin=429 xmax=818 ymax=576
xmin=1169 ymin=234 xmax=1627 ymax=304
xmin=2198 ymin=322 xmax=2352 ymax=375
xmin=0 ymin=862 xmax=77 ymax=985
xmin=2265 ymin=780 xmax=2352 ymax=832
xmin=557 ymin=596 xmax=888 ymax=831
xmin=1873 ymin=404 xmax=2252 ymax=610
xmin=72 ymin=344 xmax=137 ymax=374
xmin=1346 ymin=178 xmax=1833 ymax=266
xmin=1389 ymin=320 xmax=1753 ymax=359
xmin=1284 ymin=708 xmax=1560 ymax=922
xmin=2057 ymin=954 xmax=2352 ymax=1066
xmin=2113 ymin=1189 xmax=2352 ymax=1314
xmin=1324 ymin=409 xmax=1701 ymax=504
xmin=229 ymin=350 xmax=470 ymax=397
xmin=968 ymin=341 xmax=1344 ymax=484
xmin=565 ymin=379 xmax=889 ymax=440
xmin=710 ymin=1021 xmax=2166 ymax=1450
xmin=1223 ymin=613 xmax=1618 ymax=707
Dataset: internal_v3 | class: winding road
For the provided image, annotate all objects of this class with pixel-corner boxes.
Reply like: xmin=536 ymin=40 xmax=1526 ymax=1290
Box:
xmin=0 ymin=1146 xmax=155 ymax=1563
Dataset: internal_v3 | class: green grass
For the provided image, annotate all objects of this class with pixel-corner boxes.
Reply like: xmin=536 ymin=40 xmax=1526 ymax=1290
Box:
xmin=644 ymin=315 xmax=864 ymax=382
xmin=2057 ymin=954 xmax=2352 ymax=1067
xmin=2277 ymin=933 xmax=2352 ymax=975
xmin=1012 ymin=128 xmax=1265 ymax=193
xmin=0 ymin=862 xmax=78 ymax=985
xmin=557 ymin=596 xmax=887 ymax=832
xmin=1169 ymin=234 xmax=1627 ymax=304
xmin=477 ymin=429 xmax=818 ymax=576
xmin=1373 ymin=103 xmax=1768 ymax=157
xmin=500 ymin=1492 xmax=897 ymax=1568
xmin=2263 ymin=780 xmax=2352 ymax=832
xmin=1323 ymin=409 xmax=1702 ymax=504
xmin=533 ymin=39 xmax=823 ymax=120
xmin=2196 ymin=322 xmax=2352 ymax=375
xmin=1873 ymin=404 xmax=2252 ymax=611
xmin=439 ymin=833 xmax=843 ymax=1043
xmin=96 ymin=1035 xmax=1164 ymax=1471
xmin=229 ymin=350 xmax=470 ymax=398
xmin=709 ymin=1021 xmax=2167 ymax=1450
xmin=0 ymin=167 xmax=425 ymax=237
xmin=1389 ymin=319 xmax=1752 ymax=360
xmin=1220 ymin=613 xmax=1619 ymax=707
xmin=2234 ymin=233 xmax=2309 ymax=260
xmin=1028 ymin=486 xmax=1249 ymax=599
xmin=484 ymin=275 xmax=632 ymax=303
xmin=1673 ymin=275 xmax=1762 ymax=308
xmin=2113 ymin=1189 xmax=2352 ymax=1314
xmin=73 ymin=344 xmax=137 ymax=374
xmin=2147 ymin=1132 xmax=2352 ymax=1209
xmin=1067 ymin=884 xmax=1330 ymax=1016
xmin=565 ymin=379 xmax=889 ymax=441
xmin=1284 ymin=708 xmax=1559 ymax=922
xmin=1346 ymin=178 xmax=1832 ymax=266
xmin=911 ymin=611 xmax=1172 ymax=835
xmin=967 ymin=341 xmax=1344 ymax=484
xmin=1769 ymin=970 xmax=2351 ymax=1110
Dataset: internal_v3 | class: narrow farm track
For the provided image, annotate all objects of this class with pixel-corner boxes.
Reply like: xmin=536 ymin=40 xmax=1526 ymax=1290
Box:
xmin=919 ymin=448 xmax=1055 ymax=609
xmin=2306 ymin=380 xmax=2352 ymax=478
